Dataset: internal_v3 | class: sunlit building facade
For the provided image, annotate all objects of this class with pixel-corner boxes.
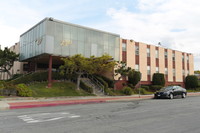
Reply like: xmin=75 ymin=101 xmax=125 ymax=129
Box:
xmin=116 ymin=39 xmax=194 ymax=89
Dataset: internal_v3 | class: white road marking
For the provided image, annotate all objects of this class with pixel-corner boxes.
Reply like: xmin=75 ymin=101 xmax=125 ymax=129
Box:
xmin=68 ymin=115 xmax=80 ymax=118
xmin=17 ymin=112 xmax=80 ymax=124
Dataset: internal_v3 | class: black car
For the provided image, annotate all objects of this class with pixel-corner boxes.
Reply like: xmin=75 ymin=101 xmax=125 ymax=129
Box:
xmin=154 ymin=86 xmax=187 ymax=99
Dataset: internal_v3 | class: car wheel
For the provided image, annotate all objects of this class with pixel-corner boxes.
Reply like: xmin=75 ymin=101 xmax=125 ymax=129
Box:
xmin=169 ymin=93 xmax=173 ymax=99
xmin=182 ymin=93 xmax=186 ymax=98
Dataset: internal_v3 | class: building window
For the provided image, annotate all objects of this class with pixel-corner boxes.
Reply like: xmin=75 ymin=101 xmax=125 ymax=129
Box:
xmin=135 ymin=45 xmax=139 ymax=55
xmin=182 ymin=70 xmax=185 ymax=76
xmin=164 ymin=51 xmax=168 ymax=58
xmin=172 ymin=53 xmax=175 ymax=61
xmin=186 ymin=70 xmax=189 ymax=75
xmin=156 ymin=67 xmax=159 ymax=73
xmin=182 ymin=55 xmax=184 ymax=62
xmin=186 ymin=55 xmax=189 ymax=63
xmin=165 ymin=68 xmax=168 ymax=75
xmin=122 ymin=43 xmax=126 ymax=51
xmin=173 ymin=69 xmax=175 ymax=77
xmin=147 ymin=48 xmax=150 ymax=57
xmin=135 ymin=64 xmax=139 ymax=71
xmin=155 ymin=50 xmax=159 ymax=58
xmin=147 ymin=66 xmax=151 ymax=75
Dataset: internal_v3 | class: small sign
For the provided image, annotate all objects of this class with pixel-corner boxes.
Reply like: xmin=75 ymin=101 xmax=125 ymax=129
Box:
xmin=60 ymin=40 xmax=72 ymax=46
xmin=35 ymin=37 xmax=43 ymax=45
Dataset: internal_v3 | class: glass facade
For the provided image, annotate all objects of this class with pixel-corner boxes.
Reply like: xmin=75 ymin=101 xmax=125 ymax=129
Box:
xmin=20 ymin=18 xmax=120 ymax=61
xmin=20 ymin=20 xmax=46 ymax=61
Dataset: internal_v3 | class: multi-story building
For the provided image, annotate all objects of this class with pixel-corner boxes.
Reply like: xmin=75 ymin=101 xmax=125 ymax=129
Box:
xmin=116 ymin=39 xmax=194 ymax=89
xmin=1 ymin=17 xmax=194 ymax=88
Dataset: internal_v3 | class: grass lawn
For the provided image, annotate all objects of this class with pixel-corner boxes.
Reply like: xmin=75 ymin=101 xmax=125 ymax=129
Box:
xmin=28 ymin=81 xmax=94 ymax=97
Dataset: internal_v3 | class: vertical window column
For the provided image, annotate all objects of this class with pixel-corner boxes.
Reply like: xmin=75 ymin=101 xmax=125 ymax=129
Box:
xmin=122 ymin=39 xmax=127 ymax=62
xmin=164 ymin=49 xmax=168 ymax=83
xmin=135 ymin=64 xmax=139 ymax=71
xmin=165 ymin=68 xmax=168 ymax=81
xmin=172 ymin=51 xmax=176 ymax=82
xmin=186 ymin=54 xmax=189 ymax=73
xmin=155 ymin=47 xmax=159 ymax=73
xmin=164 ymin=49 xmax=168 ymax=68
xmin=135 ymin=42 xmax=139 ymax=70
xmin=173 ymin=68 xmax=176 ymax=82
xmin=147 ymin=66 xmax=151 ymax=81
xmin=182 ymin=53 xmax=185 ymax=81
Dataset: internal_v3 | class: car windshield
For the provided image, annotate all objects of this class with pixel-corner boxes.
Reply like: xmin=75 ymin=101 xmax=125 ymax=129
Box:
xmin=160 ymin=86 xmax=173 ymax=91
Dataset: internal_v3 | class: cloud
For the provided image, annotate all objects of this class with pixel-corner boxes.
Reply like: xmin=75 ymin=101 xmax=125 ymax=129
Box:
xmin=104 ymin=0 xmax=200 ymax=69
xmin=0 ymin=0 xmax=199 ymax=69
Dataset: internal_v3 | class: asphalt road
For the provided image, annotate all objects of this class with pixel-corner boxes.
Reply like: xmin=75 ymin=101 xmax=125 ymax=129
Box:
xmin=1 ymin=96 xmax=200 ymax=133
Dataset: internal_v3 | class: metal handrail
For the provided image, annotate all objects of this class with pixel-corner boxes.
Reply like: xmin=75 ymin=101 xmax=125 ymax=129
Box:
xmin=81 ymin=74 xmax=104 ymax=94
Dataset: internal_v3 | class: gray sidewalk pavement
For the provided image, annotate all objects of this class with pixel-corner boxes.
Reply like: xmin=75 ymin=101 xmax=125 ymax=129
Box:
xmin=0 ymin=92 xmax=200 ymax=110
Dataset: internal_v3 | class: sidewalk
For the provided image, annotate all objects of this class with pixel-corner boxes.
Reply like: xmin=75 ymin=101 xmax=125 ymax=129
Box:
xmin=0 ymin=92 xmax=200 ymax=110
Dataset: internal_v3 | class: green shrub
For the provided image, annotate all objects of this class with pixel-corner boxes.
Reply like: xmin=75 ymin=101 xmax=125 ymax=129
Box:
xmin=150 ymin=85 xmax=163 ymax=92
xmin=185 ymin=75 xmax=198 ymax=89
xmin=152 ymin=73 xmax=165 ymax=86
xmin=122 ymin=86 xmax=132 ymax=95
xmin=133 ymin=88 xmax=150 ymax=95
xmin=16 ymin=84 xmax=33 ymax=97
xmin=106 ymin=88 xmax=117 ymax=96
xmin=0 ymin=81 xmax=4 ymax=95
xmin=128 ymin=70 xmax=141 ymax=86
xmin=141 ymin=85 xmax=150 ymax=91
xmin=198 ymin=80 xmax=200 ymax=87
xmin=1 ymin=82 xmax=16 ymax=96
xmin=127 ymin=83 xmax=135 ymax=89
xmin=80 ymin=81 xmax=93 ymax=93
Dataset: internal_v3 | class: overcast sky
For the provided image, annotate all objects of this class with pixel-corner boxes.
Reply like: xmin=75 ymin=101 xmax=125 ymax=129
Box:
xmin=0 ymin=0 xmax=199 ymax=70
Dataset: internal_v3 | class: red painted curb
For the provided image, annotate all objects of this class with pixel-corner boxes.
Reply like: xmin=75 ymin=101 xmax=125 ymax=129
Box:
xmin=9 ymin=100 xmax=106 ymax=109
xmin=8 ymin=93 xmax=200 ymax=110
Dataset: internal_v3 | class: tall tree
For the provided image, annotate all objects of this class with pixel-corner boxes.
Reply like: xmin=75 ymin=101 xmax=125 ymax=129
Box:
xmin=0 ymin=48 xmax=19 ymax=78
xmin=115 ymin=61 xmax=131 ymax=81
xmin=60 ymin=54 xmax=115 ymax=90
xmin=194 ymin=70 xmax=200 ymax=74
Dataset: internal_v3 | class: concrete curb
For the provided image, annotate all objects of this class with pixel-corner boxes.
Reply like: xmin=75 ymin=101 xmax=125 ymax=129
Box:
xmin=1 ymin=96 xmax=153 ymax=110
xmin=0 ymin=101 xmax=10 ymax=110
xmin=0 ymin=93 xmax=200 ymax=110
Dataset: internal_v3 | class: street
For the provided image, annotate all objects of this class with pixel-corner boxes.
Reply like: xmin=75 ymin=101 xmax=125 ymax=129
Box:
xmin=1 ymin=96 xmax=200 ymax=133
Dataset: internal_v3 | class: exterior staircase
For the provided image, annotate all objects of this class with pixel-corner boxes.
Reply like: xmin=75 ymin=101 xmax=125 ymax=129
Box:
xmin=80 ymin=75 xmax=105 ymax=96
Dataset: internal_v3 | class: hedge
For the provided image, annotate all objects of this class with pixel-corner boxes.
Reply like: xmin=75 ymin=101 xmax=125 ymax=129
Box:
xmin=141 ymin=85 xmax=150 ymax=91
xmin=185 ymin=75 xmax=198 ymax=89
xmin=133 ymin=88 xmax=149 ymax=95
xmin=152 ymin=73 xmax=165 ymax=86
xmin=122 ymin=86 xmax=132 ymax=95
xmin=150 ymin=85 xmax=163 ymax=92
